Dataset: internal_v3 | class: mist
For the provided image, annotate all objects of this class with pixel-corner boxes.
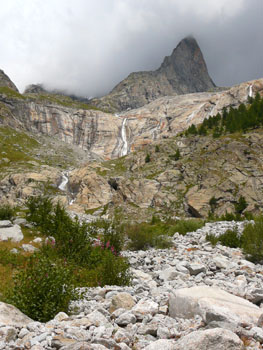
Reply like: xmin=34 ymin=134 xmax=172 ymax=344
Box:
xmin=0 ymin=0 xmax=262 ymax=97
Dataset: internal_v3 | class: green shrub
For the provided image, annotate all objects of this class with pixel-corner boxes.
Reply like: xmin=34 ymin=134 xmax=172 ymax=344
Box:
xmin=218 ymin=228 xmax=241 ymax=248
xmin=235 ymin=196 xmax=248 ymax=214
xmin=145 ymin=153 xmax=151 ymax=163
xmin=155 ymin=145 xmax=160 ymax=153
xmin=6 ymin=254 xmax=76 ymax=322
xmin=206 ymin=234 xmax=219 ymax=246
xmin=89 ymin=218 xmax=124 ymax=255
xmin=169 ymin=149 xmax=180 ymax=161
xmin=170 ymin=219 xmax=204 ymax=236
xmin=126 ymin=221 xmax=172 ymax=250
xmin=96 ymin=250 xmax=131 ymax=286
xmin=241 ymin=217 xmax=263 ymax=263
xmin=0 ymin=204 xmax=15 ymax=220
xmin=25 ymin=196 xmax=53 ymax=232
xmin=206 ymin=228 xmax=241 ymax=248
xmin=127 ymin=223 xmax=155 ymax=250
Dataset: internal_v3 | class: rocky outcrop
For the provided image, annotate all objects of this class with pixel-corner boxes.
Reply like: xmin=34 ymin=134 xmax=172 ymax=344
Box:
xmin=24 ymin=84 xmax=47 ymax=94
xmin=92 ymin=37 xmax=216 ymax=112
xmin=0 ymin=70 xmax=18 ymax=92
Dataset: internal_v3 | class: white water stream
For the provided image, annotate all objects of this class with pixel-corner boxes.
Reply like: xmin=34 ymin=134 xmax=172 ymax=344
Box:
xmin=248 ymin=85 xmax=253 ymax=98
xmin=58 ymin=172 xmax=69 ymax=191
xmin=120 ymin=118 xmax=128 ymax=157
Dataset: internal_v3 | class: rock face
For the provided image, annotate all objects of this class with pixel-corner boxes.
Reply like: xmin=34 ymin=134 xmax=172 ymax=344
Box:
xmin=169 ymin=286 xmax=263 ymax=326
xmin=2 ymin=77 xmax=262 ymax=162
xmin=92 ymin=37 xmax=216 ymax=112
xmin=0 ymin=69 xmax=18 ymax=92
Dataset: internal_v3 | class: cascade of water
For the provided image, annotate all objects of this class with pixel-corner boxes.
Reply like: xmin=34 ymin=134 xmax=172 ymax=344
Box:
xmin=120 ymin=118 xmax=128 ymax=157
xmin=58 ymin=173 xmax=69 ymax=191
xmin=248 ymin=85 xmax=253 ymax=98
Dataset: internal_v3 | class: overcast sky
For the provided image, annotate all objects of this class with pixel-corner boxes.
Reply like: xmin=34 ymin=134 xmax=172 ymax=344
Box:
xmin=0 ymin=0 xmax=262 ymax=97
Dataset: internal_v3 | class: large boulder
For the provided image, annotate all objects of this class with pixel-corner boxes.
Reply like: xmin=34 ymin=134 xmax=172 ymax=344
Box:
xmin=169 ymin=286 xmax=262 ymax=326
xmin=0 ymin=302 xmax=33 ymax=327
xmin=0 ymin=224 xmax=23 ymax=242
xmin=173 ymin=328 xmax=243 ymax=350
xmin=109 ymin=292 xmax=136 ymax=313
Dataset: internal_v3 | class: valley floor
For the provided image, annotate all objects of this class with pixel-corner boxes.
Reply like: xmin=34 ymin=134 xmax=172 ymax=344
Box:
xmin=1 ymin=220 xmax=263 ymax=349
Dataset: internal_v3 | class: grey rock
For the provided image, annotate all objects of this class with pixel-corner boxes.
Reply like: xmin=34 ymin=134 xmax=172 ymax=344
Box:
xmin=0 ymin=224 xmax=23 ymax=242
xmin=115 ymin=312 xmax=136 ymax=326
xmin=169 ymin=286 xmax=263 ymax=326
xmin=188 ymin=264 xmax=206 ymax=276
xmin=142 ymin=339 xmax=176 ymax=350
xmin=0 ymin=220 xmax=12 ymax=228
xmin=173 ymin=328 xmax=243 ymax=350
xmin=0 ymin=302 xmax=33 ymax=327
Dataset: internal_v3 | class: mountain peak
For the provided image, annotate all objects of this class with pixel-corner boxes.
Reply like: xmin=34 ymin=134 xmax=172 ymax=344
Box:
xmin=159 ymin=36 xmax=215 ymax=91
xmin=0 ymin=69 xmax=19 ymax=92
xmin=92 ymin=36 xmax=216 ymax=112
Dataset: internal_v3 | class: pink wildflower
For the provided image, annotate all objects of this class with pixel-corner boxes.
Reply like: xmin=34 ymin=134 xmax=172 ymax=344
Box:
xmin=106 ymin=241 xmax=110 ymax=249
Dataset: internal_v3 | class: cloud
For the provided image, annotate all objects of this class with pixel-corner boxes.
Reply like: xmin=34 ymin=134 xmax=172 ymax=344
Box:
xmin=0 ymin=0 xmax=262 ymax=97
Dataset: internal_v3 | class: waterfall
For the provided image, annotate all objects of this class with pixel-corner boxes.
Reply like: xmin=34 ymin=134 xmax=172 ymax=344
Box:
xmin=248 ymin=85 xmax=253 ymax=98
xmin=120 ymin=118 xmax=128 ymax=157
xmin=58 ymin=172 xmax=69 ymax=191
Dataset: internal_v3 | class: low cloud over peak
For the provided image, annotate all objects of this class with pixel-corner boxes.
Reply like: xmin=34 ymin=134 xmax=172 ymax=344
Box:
xmin=0 ymin=0 xmax=262 ymax=97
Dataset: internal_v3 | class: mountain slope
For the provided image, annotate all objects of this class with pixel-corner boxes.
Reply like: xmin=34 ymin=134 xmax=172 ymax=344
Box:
xmin=91 ymin=37 xmax=216 ymax=112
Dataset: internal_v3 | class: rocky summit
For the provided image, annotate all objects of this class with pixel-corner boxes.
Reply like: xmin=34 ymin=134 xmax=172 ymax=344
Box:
xmin=91 ymin=37 xmax=216 ymax=112
xmin=1 ymin=221 xmax=263 ymax=349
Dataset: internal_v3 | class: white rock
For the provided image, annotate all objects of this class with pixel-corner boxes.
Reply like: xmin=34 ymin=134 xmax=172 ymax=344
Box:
xmin=173 ymin=328 xmax=243 ymax=350
xmin=0 ymin=220 xmax=12 ymax=228
xmin=33 ymin=237 xmax=42 ymax=243
xmin=142 ymin=339 xmax=176 ymax=350
xmin=0 ymin=224 xmax=23 ymax=242
xmin=213 ymin=256 xmax=229 ymax=269
xmin=22 ymin=244 xmax=38 ymax=252
xmin=169 ymin=286 xmax=263 ymax=326
xmin=0 ymin=302 xmax=33 ymax=327
xmin=132 ymin=299 xmax=159 ymax=319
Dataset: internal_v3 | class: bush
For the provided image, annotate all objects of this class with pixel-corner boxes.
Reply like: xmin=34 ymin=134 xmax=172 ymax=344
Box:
xmin=206 ymin=228 xmax=241 ymax=248
xmin=241 ymin=217 xmax=263 ymax=263
xmin=235 ymin=196 xmax=248 ymax=214
xmin=89 ymin=218 xmax=124 ymax=255
xmin=170 ymin=219 xmax=204 ymax=236
xmin=6 ymin=254 xmax=76 ymax=322
xmin=218 ymin=228 xmax=241 ymax=248
xmin=0 ymin=204 xmax=15 ymax=220
xmin=25 ymin=196 xmax=53 ymax=232
xmin=145 ymin=153 xmax=151 ymax=163
xmin=206 ymin=234 xmax=219 ymax=246
xmin=96 ymin=250 xmax=131 ymax=286
xmin=126 ymin=222 xmax=172 ymax=250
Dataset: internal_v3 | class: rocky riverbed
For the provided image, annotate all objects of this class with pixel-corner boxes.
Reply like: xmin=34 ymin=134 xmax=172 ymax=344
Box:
xmin=1 ymin=220 xmax=263 ymax=349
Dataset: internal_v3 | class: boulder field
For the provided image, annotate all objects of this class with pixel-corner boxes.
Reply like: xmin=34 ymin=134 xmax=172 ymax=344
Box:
xmin=1 ymin=220 xmax=263 ymax=349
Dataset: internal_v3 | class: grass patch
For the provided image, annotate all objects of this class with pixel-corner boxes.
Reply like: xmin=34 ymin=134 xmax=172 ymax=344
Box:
xmin=0 ymin=87 xmax=26 ymax=100
xmin=27 ymin=93 xmax=106 ymax=112
xmin=125 ymin=217 xmax=204 ymax=250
